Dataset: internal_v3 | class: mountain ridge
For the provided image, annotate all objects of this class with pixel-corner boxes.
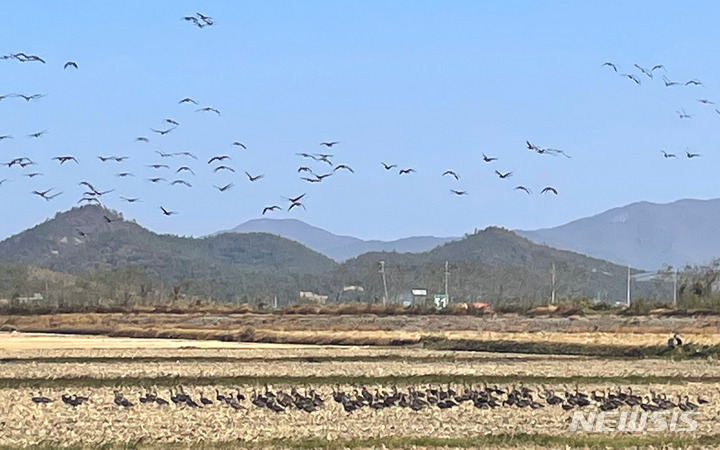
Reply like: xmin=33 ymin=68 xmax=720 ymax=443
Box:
xmin=221 ymin=218 xmax=456 ymax=261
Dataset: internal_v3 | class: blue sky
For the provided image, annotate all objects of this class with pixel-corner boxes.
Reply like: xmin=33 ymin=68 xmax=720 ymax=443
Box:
xmin=1 ymin=1 xmax=720 ymax=241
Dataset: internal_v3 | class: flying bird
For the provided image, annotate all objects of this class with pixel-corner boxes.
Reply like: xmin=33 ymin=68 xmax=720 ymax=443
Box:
xmin=334 ymin=164 xmax=354 ymax=173
xmin=176 ymin=166 xmax=195 ymax=175
xmin=541 ymin=187 xmax=558 ymax=195
xmin=686 ymin=150 xmax=701 ymax=158
xmin=697 ymin=99 xmax=715 ymax=105
xmin=213 ymin=183 xmax=234 ymax=192
xmin=633 ymin=64 xmax=653 ymax=78
xmin=450 ymin=189 xmax=468 ymax=196
xmin=175 ymin=151 xmax=197 ymax=159
xmin=15 ymin=93 xmax=46 ymax=101
xmin=288 ymin=201 xmax=306 ymax=211
xmin=685 ymin=79 xmax=703 ymax=86
xmin=663 ymin=76 xmax=681 ymax=87
xmin=442 ymin=170 xmax=459 ymax=180
xmin=298 ymin=166 xmax=313 ymax=173
xmin=170 ymin=180 xmax=192 ymax=187
xmin=495 ymin=170 xmax=513 ymax=179
xmin=178 ymin=97 xmax=198 ymax=104
xmin=661 ymin=150 xmax=676 ymax=158
xmin=482 ymin=153 xmax=497 ymax=163
xmin=115 ymin=172 xmax=134 ymax=177
xmin=27 ymin=130 xmax=48 ymax=138
xmin=147 ymin=177 xmax=166 ymax=183
xmin=284 ymin=193 xmax=306 ymax=203
xmin=120 ymin=197 xmax=141 ymax=203
xmin=63 ymin=61 xmax=78 ymax=70
xmin=135 ymin=136 xmax=149 ymax=143
xmin=196 ymin=106 xmax=220 ymax=116
xmin=620 ymin=73 xmax=641 ymax=85
xmin=213 ymin=165 xmax=235 ymax=173
xmin=0 ymin=135 xmax=12 ymax=141
xmin=165 ymin=118 xmax=180 ymax=126
xmin=208 ymin=155 xmax=230 ymax=164
xmin=245 ymin=171 xmax=264 ymax=181
xmin=52 ymin=156 xmax=79 ymax=164
xmin=381 ymin=162 xmax=397 ymax=170
xmin=651 ymin=64 xmax=666 ymax=72
xmin=320 ymin=141 xmax=339 ymax=147
xmin=146 ymin=164 xmax=169 ymax=169
xmin=149 ymin=127 xmax=176 ymax=136
xmin=156 ymin=151 xmax=174 ymax=158
xmin=601 ymin=62 xmax=619 ymax=72
xmin=262 ymin=205 xmax=281 ymax=215
xmin=515 ymin=186 xmax=532 ymax=194
xmin=232 ymin=141 xmax=247 ymax=149
xmin=160 ymin=206 xmax=178 ymax=216
xmin=676 ymin=109 xmax=692 ymax=119
xmin=399 ymin=168 xmax=415 ymax=175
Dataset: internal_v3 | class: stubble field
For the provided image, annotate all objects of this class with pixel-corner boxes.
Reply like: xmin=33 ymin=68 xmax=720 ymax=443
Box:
xmin=1 ymin=313 xmax=720 ymax=448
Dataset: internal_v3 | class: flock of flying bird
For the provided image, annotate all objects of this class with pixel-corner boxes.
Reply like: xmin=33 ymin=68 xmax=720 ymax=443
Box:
xmin=0 ymin=11 xmax=565 ymax=222
xmin=602 ymin=61 xmax=715 ymax=160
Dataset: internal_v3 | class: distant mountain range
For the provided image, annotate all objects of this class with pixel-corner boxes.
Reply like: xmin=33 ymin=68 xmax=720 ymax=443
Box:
xmin=517 ymin=198 xmax=720 ymax=270
xmin=221 ymin=218 xmax=455 ymax=262
xmin=223 ymin=198 xmax=720 ymax=271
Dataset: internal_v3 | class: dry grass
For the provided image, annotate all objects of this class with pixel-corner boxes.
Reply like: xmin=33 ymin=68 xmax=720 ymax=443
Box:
xmin=1 ymin=383 xmax=719 ymax=447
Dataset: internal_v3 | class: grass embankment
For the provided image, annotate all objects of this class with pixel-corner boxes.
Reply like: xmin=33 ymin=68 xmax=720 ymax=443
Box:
xmin=7 ymin=433 xmax=720 ymax=449
xmin=423 ymin=336 xmax=720 ymax=359
xmin=3 ymin=373 xmax=720 ymax=389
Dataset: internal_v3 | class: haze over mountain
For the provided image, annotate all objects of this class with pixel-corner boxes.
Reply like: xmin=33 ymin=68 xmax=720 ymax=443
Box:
xmin=222 ymin=219 xmax=455 ymax=262
xmin=518 ymin=198 xmax=720 ymax=270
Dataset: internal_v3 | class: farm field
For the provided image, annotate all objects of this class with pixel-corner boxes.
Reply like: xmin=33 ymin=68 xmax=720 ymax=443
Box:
xmin=1 ymin=328 xmax=720 ymax=448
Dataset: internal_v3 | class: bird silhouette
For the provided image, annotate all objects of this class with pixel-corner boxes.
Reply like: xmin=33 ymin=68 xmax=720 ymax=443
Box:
xmin=320 ymin=141 xmax=339 ymax=147
xmin=601 ymin=62 xmax=619 ymax=72
xmin=399 ymin=168 xmax=415 ymax=175
xmin=262 ymin=205 xmax=281 ymax=215
xmin=176 ymin=166 xmax=196 ymax=175
xmin=120 ymin=197 xmax=141 ymax=203
xmin=661 ymin=150 xmax=676 ymax=158
xmin=27 ymin=130 xmax=48 ymax=138
xmin=620 ymin=73 xmax=641 ymax=85
xmin=245 ymin=172 xmax=264 ymax=181
xmin=442 ymin=170 xmax=459 ymax=180
xmin=160 ymin=206 xmax=178 ymax=216
xmin=495 ymin=170 xmax=513 ymax=179
xmin=213 ymin=183 xmax=234 ymax=192
xmin=149 ymin=127 xmax=176 ymax=136
xmin=450 ymin=189 xmax=468 ymax=196
xmin=633 ymin=64 xmax=653 ymax=78
xmin=515 ymin=186 xmax=532 ymax=194
xmin=207 ymin=155 xmax=230 ymax=164
xmin=63 ymin=61 xmax=78 ymax=70
xmin=232 ymin=141 xmax=247 ymax=149
xmin=196 ymin=106 xmax=221 ymax=116
xmin=334 ymin=164 xmax=354 ymax=173
xmin=541 ymin=187 xmax=558 ymax=195
xmin=686 ymin=150 xmax=701 ymax=158
xmin=178 ymin=97 xmax=198 ymax=104
xmin=135 ymin=136 xmax=149 ymax=143
xmin=214 ymin=165 xmax=235 ymax=173
xmin=482 ymin=153 xmax=497 ymax=163
xmin=685 ymin=79 xmax=703 ymax=86
xmin=170 ymin=180 xmax=192 ymax=188
xmin=381 ymin=162 xmax=397 ymax=170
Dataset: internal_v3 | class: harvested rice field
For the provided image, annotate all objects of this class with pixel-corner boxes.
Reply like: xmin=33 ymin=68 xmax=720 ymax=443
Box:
xmin=1 ymin=329 xmax=720 ymax=449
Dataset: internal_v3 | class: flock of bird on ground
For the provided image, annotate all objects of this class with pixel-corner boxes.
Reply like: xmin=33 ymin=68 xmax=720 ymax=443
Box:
xmin=27 ymin=383 xmax=710 ymax=415
xmin=0 ymin=10 xmax=569 ymax=224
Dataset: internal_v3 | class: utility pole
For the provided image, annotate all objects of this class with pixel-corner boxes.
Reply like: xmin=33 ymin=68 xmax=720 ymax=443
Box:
xmin=379 ymin=261 xmax=389 ymax=306
xmin=626 ymin=265 xmax=631 ymax=307
xmin=444 ymin=261 xmax=449 ymax=302
xmin=550 ymin=263 xmax=556 ymax=304
xmin=673 ymin=269 xmax=678 ymax=308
